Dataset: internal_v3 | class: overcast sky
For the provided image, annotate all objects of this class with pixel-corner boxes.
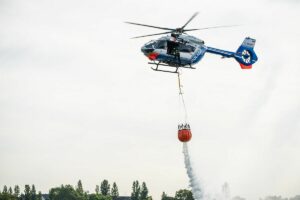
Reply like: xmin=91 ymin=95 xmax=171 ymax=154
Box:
xmin=0 ymin=0 xmax=300 ymax=199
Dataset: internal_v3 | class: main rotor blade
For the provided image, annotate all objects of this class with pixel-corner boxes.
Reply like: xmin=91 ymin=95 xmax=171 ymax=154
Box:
xmin=125 ymin=21 xmax=174 ymax=31
xmin=131 ymin=31 xmax=173 ymax=39
xmin=181 ymin=12 xmax=199 ymax=29
xmin=184 ymin=24 xmax=240 ymax=32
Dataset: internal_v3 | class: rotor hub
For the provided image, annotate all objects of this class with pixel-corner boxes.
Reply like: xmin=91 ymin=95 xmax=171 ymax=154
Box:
xmin=175 ymin=28 xmax=183 ymax=33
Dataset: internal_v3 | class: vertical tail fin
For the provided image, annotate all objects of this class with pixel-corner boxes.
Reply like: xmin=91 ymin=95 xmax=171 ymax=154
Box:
xmin=234 ymin=37 xmax=258 ymax=69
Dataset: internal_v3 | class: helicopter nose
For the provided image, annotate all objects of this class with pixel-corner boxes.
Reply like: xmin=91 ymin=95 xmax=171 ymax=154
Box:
xmin=147 ymin=52 xmax=159 ymax=60
xmin=141 ymin=47 xmax=154 ymax=54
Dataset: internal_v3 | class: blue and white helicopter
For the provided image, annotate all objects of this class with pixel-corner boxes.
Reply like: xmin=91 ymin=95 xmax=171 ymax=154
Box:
xmin=126 ymin=12 xmax=258 ymax=73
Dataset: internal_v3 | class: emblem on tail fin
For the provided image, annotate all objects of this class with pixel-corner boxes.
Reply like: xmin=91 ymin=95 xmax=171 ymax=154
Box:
xmin=242 ymin=49 xmax=251 ymax=64
xmin=234 ymin=37 xmax=258 ymax=69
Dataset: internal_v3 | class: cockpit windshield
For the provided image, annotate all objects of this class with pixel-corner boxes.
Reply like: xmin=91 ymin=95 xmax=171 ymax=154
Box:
xmin=155 ymin=40 xmax=167 ymax=49
xmin=144 ymin=40 xmax=156 ymax=49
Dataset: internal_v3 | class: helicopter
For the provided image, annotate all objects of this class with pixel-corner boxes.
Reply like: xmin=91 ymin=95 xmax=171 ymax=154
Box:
xmin=126 ymin=12 xmax=258 ymax=73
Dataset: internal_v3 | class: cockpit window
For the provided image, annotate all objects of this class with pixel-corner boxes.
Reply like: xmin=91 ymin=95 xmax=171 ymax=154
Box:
xmin=155 ymin=40 xmax=167 ymax=49
xmin=144 ymin=40 xmax=155 ymax=49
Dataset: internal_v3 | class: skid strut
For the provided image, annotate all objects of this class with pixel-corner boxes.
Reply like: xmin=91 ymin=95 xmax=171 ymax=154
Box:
xmin=148 ymin=61 xmax=195 ymax=74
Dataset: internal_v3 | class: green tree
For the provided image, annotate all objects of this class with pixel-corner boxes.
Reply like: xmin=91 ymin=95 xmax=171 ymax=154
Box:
xmin=140 ymin=182 xmax=148 ymax=200
xmin=0 ymin=192 xmax=17 ymax=200
xmin=100 ymin=195 xmax=112 ymax=200
xmin=162 ymin=192 xmax=167 ymax=200
xmin=37 ymin=191 xmax=42 ymax=200
xmin=175 ymin=189 xmax=194 ymax=200
xmin=8 ymin=187 xmax=13 ymax=195
xmin=100 ymin=180 xmax=110 ymax=196
xmin=14 ymin=185 xmax=20 ymax=197
xmin=161 ymin=192 xmax=175 ymax=200
xmin=131 ymin=181 xmax=140 ymax=200
xmin=2 ymin=185 xmax=8 ymax=194
xmin=49 ymin=185 xmax=78 ymax=200
xmin=76 ymin=180 xmax=89 ymax=200
xmin=89 ymin=194 xmax=101 ymax=200
xmin=111 ymin=182 xmax=119 ymax=200
xmin=31 ymin=184 xmax=37 ymax=200
xmin=24 ymin=185 xmax=31 ymax=200
xmin=76 ymin=180 xmax=84 ymax=195
xmin=20 ymin=194 xmax=25 ymax=200
xmin=89 ymin=194 xmax=112 ymax=200
xmin=0 ymin=186 xmax=16 ymax=200
xmin=95 ymin=185 xmax=100 ymax=195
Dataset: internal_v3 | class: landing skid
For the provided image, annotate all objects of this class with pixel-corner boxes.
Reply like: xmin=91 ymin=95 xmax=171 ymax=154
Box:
xmin=148 ymin=61 xmax=195 ymax=74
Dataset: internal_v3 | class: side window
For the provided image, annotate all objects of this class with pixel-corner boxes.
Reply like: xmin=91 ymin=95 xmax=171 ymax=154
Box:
xmin=179 ymin=44 xmax=195 ymax=53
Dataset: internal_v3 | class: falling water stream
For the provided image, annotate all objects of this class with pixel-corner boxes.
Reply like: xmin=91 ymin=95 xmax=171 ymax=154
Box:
xmin=183 ymin=142 xmax=203 ymax=200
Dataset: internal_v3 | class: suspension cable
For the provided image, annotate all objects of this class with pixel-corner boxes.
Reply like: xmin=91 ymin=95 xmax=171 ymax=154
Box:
xmin=177 ymin=71 xmax=188 ymax=123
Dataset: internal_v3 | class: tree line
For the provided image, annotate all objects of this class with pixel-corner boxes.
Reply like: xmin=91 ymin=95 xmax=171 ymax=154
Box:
xmin=0 ymin=184 xmax=42 ymax=200
xmin=0 ymin=179 xmax=119 ymax=200
xmin=0 ymin=179 xmax=153 ymax=200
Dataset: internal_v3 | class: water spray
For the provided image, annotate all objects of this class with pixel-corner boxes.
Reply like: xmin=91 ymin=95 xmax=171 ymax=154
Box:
xmin=177 ymin=72 xmax=203 ymax=200
xmin=183 ymin=143 xmax=203 ymax=200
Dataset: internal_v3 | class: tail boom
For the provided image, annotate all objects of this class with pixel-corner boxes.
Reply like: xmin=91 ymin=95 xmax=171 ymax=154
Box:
xmin=206 ymin=47 xmax=235 ymax=58
xmin=206 ymin=37 xmax=258 ymax=69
